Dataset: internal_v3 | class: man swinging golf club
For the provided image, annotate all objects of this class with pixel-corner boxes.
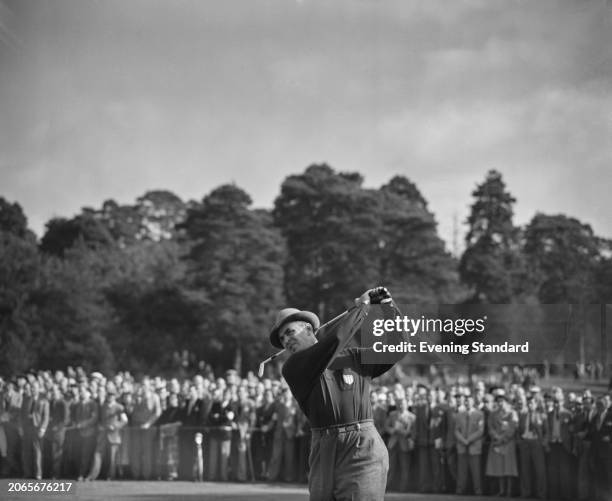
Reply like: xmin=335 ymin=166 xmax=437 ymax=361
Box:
xmin=268 ymin=286 xmax=408 ymax=501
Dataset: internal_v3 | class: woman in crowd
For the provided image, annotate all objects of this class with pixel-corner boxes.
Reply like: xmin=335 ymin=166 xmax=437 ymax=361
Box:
xmin=486 ymin=393 xmax=519 ymax=496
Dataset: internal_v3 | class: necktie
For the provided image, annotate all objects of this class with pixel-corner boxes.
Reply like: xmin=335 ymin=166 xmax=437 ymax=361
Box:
xmin=526 ymin=413 xmax=531 ymax=435
xmin=466 ymin=411 xmax=471 ymax=441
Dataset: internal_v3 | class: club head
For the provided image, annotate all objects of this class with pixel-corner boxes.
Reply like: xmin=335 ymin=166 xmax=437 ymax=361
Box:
xmin=257 ymin=362 xmax=265 ymax=378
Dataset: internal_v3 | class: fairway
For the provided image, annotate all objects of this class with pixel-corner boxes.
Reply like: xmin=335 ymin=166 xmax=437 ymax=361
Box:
xmin=0 ymin=480 xmax=509 ymax=501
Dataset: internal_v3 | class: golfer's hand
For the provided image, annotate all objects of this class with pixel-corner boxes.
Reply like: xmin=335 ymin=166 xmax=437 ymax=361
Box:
xmin=355 ymin=290 xmax=372 ymax=307
xmin=366 ymin=287 xmax=393 ymax=305
xmin=355 ymin=287 xmax=391 ymax=306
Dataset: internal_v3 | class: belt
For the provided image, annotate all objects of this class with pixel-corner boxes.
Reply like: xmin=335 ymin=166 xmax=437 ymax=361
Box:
xmin=311 ymin=419 xmax=373 ymax=436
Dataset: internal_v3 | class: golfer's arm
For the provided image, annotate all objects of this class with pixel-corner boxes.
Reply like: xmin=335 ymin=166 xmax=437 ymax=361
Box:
xmin=319 ymin=303 xmax=370 ymax=369
xmin=361 ymin=301 xmax=407 ymax=377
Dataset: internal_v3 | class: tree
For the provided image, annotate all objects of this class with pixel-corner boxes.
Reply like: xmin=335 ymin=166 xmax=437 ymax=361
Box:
xmin=0 ymin=231 xmax=41 ymax=373
xmin=523 ymin=213 xmax=602 ymax=304
xmin=102 ymin=239 xmax=199 ymax=372
xmin=459 ymin=170 xmax=530 ymax=303
xmin=523 ymin=214 xmax=609 ymax=368
xmin=0 ymin=197 xmax=35 ymax=241
xmin=378 ymin=176 xmax=463 ymax=303
xmin=136 ymin=190 xmax=186 ymax=241
xmin=68 ymin=190 xmax=186 ymax=249
xmin=182 ymin=184 xmax=286 ymax=372
xmin=97 ymin=199 xmax=143 ymax=246
xmin=40 ymin=213 xmax=115 ymax=257
xmin=594 ymin=242 xmax=612 ymax=303
xmin=29 ymin=266 xmax=115 ymax=373
xmin=273 ymin=164 xmax=380 ymax=318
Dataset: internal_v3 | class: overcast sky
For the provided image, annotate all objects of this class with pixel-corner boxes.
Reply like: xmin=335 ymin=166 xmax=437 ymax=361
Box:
xmin=1 ymin=0 xmax=611 ymax=250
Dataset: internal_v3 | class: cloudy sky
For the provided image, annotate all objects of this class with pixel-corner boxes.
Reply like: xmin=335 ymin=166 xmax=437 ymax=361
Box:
xmin=1 ymin=0 xmax=611 ymax=250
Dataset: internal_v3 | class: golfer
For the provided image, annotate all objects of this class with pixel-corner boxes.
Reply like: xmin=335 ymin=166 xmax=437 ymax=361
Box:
xmin=269 ymin=287 xmax=407 ymax=501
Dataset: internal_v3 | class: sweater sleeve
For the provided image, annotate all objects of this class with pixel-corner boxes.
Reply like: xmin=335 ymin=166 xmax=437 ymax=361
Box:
xmin=362 ymin=300 xmax=408 ymax=378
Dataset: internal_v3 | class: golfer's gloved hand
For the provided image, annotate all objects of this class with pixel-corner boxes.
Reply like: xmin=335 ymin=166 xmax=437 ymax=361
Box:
xmin=355 ymin=287 xmax=392 ymax=306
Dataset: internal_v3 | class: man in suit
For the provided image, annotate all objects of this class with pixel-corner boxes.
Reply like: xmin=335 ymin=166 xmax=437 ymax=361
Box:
xmin=590 ymin=396 xmax=612 ymax=501
xmin=157 ymin=391 xmax=183 ymax=481
xmin=267 ymin=388 xmax=299 ymax=483
xmin=518 ymin=395 xmax=548 ymax=499
xmin=1 ymin=378 xmax=23 ymax=477
xmin=20 ymin=380 xmax=49 ymax=479
xmin=130 ymin=382 xmax=161 ymax=480
xmin=177 ymin=383 xmax=204 ymax=479
xmin=61 ymin=384 xmax=80 ymax=478
xmin=86 ymin=388 xmax=128 ymax=480
xmin=384 ymin=397 xmax=415 ymax=492
xmin=479 ymin=392 xmax=495 ymax=495
xmin=74 ymin=384 xmax=99 ymax=481
xmin=546 ymin=397 xmax=574 ymax=500
xmin=444 ymin=392 xmax=459 ymax=493
xmin=455 ymin=394 xmax=484 ymax=495
xmin=47 ymin=384 xmax=69 ymax=479
xmin=574 ymin=395 xmax=596 ymax=501
xmin=428 ymin=390 xmax=447 ymax=493
xmin=371 ymin=391 xmax=389 ymax=444
xmin=414 ymin=389 xmax=433 ymax=493
xmin=206 ymin=387 xmax=236 ymax=481
xmin=252 ymin=388 xmax=276 ymax=480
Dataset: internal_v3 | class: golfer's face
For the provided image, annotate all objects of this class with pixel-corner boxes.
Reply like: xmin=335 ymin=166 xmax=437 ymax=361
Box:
xmin=279 ymin=321 xmax=314 ymax=354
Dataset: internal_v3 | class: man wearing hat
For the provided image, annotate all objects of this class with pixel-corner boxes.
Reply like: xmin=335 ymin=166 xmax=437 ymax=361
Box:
xmin=517 ymin=395 xmax=548 ymax=499
xmin=269 ymin=287 xmax=406 ymax=501
xmin=20 ymin=380 xmax=49 ymax=480
xmin=86 ymin=388 xmax=127 ymax=480
xmin=546 ymin=396 xmax=573 ymax=500
xmin=455 ymin=393 xmax=484 ymax=495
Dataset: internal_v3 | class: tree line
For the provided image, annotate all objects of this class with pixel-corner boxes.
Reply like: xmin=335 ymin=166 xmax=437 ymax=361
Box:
xmin=1 ymin=166 xmax=611 ymax=375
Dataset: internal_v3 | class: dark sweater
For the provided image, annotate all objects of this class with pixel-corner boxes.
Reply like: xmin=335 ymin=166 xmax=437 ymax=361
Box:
xmin=282 ymin=301 xmax=406 ymax=428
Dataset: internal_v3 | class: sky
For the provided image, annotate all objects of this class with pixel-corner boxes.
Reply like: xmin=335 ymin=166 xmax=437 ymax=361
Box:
xmin=1 ymin=0 xmax=611 ymax=251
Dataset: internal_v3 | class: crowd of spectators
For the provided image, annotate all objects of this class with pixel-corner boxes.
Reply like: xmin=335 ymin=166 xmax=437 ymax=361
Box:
xmin=0 ymin=364 xmax=611 ymax=501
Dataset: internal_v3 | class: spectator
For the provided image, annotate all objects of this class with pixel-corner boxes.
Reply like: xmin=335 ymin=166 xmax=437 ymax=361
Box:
xmin=130 ymin=383 xmax=161 ymax=480
xmin=233 ymin=397 xmax=255 ymax=481
xmin=546 ymin=396 xmax=573 ymax=500
xmin=74 ymin=384 xmax=98 ymax=482
xmin=267 ymin=388 xmax=298 ymax=483
xmin=87 ymin=389 xmax=127 ymax=480
xmin=251 ymin=388 xmax=276 ymax=480
xmin=517 ymin=395 xmax=548 ymax=499
xmin=574 ymin=395 xmax=594 ymax=501
xmin=20 ymin=380 xmax=49 ymax=480
xmin=1 ymin=378 xmax=23 ymax=477
xmin=178 ymin=384 xmax=205 ymax=479
xmin=206 ymin=388 xmax=235 ymax=481
xmin=384 ymin=397 xmax=415 ymax=492
xmin=455 ymin=394 xmax=484 ymax=495
xmin=485 ymin=393 xmax=518 ymax=496
xmin=46 ymin=384 xmax=69 ymax=479
xmin=590 ymin=396 xmax=612 ymax=501
xmin=157 ymin=392 xmax=182 ymax=480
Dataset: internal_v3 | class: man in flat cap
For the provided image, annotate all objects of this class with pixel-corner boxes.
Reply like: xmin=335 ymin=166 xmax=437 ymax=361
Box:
xmin=269 ymin=287 xmax=407 ymax=501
